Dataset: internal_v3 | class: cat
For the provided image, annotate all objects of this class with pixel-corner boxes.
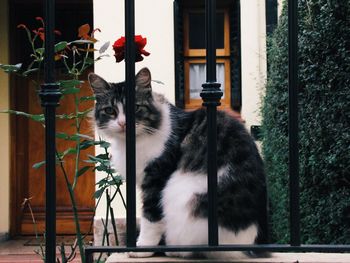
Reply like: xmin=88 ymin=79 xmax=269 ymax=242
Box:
xmin=88 ymin=68 xmax=268 ymax=259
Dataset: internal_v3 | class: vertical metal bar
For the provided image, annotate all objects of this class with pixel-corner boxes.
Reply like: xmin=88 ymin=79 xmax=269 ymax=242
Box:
xmin=40 ymin=0 xmax=61 ymax=262
xmin=125 ymin=0 xmax=137 ymax=247
xmin=85 ymin=250 xmax=93 ymax=263
xmin=200 ymin=0 xmax=222 ymax=246
xmin=288 ymin=0 xmax=300 ymax=246
xmin=206 ymin=0 xmax=216 ymax=81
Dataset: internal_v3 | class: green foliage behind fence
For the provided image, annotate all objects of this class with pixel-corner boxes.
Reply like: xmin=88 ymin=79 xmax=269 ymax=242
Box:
xmin=261 ymin=0 xmax=350 ymax=244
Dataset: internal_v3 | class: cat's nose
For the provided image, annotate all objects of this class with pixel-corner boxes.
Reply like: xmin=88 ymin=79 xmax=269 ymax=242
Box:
xmin=118 ymin=120 xmax=126 ymax=129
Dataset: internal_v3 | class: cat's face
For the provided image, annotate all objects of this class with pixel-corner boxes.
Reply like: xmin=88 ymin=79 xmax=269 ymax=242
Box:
xmin=88 ymin=68 xmax=162 ymax=138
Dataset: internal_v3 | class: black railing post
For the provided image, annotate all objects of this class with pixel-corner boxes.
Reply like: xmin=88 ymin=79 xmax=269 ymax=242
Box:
xmin=200 ymin=0 xmax=222 ymax=246
xmin=288 ymin=0 xmax=300 ymax=246
xmin=39 ymin=0 xmax=61 ymax=262
xmin=125 ymin=0 xmax=137 ymax=247
xmin=85 ymin=250 xmax=93 ymax=263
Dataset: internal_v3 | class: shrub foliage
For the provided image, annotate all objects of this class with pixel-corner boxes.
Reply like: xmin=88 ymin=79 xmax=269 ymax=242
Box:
xmin=262 ymin=0 xmax=350 ymax=244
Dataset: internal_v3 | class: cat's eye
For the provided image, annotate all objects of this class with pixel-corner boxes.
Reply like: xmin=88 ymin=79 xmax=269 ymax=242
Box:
xmin=135 ymin=104 xmax=142 ymax=113
xmin=104 ymin=107 xmax=115 ymax=115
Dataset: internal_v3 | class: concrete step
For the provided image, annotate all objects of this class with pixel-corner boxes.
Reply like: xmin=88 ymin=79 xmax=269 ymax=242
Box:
xmin=106 ymin=252 xmax=350 ymax=263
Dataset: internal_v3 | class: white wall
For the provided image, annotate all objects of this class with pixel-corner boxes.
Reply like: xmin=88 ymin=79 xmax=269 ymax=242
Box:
xmin=93 ymin=0 xmax=175 ymax=101
xmin=0 ymin=0 xmax=10 ymax=240
xmin=93 ymin=0 xmax=175 ymax=218
xmin=93 ymin=0 xmax=267 ymax=219
xmin=240 ymin=0 xmax=267 ymax=129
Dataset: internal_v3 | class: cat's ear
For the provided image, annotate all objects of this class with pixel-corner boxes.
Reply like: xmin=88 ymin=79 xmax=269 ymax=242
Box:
xmin=88 ymin=73 xmax=110 ymax=96
xmin=135 ymin=67 xmax=152 ymax=90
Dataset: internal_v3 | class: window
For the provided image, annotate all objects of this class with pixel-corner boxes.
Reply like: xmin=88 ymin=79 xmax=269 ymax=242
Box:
xmin=174 ymin=0 xmax=241 ymax=111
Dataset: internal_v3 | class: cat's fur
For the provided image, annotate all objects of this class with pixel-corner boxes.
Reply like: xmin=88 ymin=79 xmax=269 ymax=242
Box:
xmin=89 ymin=68 xmax=268 ymax=259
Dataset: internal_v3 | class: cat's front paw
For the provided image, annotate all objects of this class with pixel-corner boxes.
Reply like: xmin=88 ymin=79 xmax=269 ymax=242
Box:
xmin=128 ymin=251 xmax=154 ymax=258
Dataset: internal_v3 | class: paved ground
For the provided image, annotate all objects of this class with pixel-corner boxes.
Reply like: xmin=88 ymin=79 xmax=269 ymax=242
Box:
xmin=1 ymin=239 xmax=350 ymax=263
xmin=0 ymin=239 xmax=80 ymax=263
xmin=106 ymin=252 xmax=350 ymax=263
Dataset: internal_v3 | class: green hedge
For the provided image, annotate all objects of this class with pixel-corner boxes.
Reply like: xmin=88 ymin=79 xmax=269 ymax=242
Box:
xmin=261 ymin=0 xmax=350 ymax=244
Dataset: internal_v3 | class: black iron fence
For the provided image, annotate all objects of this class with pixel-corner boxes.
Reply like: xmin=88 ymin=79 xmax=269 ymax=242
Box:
xmin=39 ymin=0 xmax=350 ymax=263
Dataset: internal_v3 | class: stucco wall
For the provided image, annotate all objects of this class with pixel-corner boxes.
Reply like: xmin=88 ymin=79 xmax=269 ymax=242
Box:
xmin=93 ymin=0 xmax=267 ymax=219
xmin=93 ymin=0 xmax=175 ymax=219
xmin=240 ymin=0 xmax=267 ymax=129
xmin=0 ymin=0 xmax=10 ymax=240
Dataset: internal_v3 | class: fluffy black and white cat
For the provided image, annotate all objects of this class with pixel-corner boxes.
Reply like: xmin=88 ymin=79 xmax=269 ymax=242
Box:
xmin=88 ymin=68 xmax=268 ymax=259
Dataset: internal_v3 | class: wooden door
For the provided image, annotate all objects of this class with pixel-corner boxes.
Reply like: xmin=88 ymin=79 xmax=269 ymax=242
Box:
xmin=10 ymin=0 xmax=95 ymax=236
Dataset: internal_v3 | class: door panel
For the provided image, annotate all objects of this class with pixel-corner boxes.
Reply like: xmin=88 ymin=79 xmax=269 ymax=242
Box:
xmin=10 ymin=0 xmax=95 ymax=236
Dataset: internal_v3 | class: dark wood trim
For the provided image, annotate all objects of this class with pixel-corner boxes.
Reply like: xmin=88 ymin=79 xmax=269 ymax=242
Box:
xmin=9 ymin=0 xmax=30 ymax=237
xmin=174 ymin=0 xmax=185 ymax=108
xmin=266 ymin=0 xmax=278 ymax=34
xmin=183 ymin=9 xmax=230 ymax=57
xmin=230 ymin=0 xmax=242 ymax=112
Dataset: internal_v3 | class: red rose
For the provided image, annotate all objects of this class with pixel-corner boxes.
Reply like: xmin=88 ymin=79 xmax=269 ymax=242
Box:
xmin=112 ymin=35 xmax=150 ymax=63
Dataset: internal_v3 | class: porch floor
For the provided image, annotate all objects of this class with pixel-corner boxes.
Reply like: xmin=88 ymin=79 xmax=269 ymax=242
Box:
xmin=0 ymin=238 xmax=80 ymax=263
xmin=106 ymin=252 xmax=350 ymax=263
xmin=1 ymin=239 xmax=350 ymax=263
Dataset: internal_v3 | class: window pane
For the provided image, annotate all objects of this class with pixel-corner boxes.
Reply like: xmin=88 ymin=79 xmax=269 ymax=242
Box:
xmin=189 ymin=63 xmax=225 ymax=99
xmin=188 ymin=12 xmax=224 ymax=49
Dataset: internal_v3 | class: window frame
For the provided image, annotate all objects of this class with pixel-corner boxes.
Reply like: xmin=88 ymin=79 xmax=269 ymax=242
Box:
xmin=183 ymin=8 xmax=231 ymax=109
xmin=174 ymin=0 xmax=242 ymax=111
xmin=184 ymin=58 xmax=231 ymax=109
xmin=183 ymin=9 xmax=230 ymax=57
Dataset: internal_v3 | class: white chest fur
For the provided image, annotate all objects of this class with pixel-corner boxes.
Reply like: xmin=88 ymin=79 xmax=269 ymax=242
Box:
xmin=109 ymin=103 xmax=171 ymax=186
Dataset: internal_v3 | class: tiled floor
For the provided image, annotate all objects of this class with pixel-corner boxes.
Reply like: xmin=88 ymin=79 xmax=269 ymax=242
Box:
xmin=1 ymin=239 xmax=350 ymax=263
xmin=105 ymin=252 xmax=350 ymax=263
xmin=0 ymin=239 xmax=81 ymax=263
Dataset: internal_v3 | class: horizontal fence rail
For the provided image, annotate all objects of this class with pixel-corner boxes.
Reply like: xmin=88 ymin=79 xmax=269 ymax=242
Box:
xmin=85 ymin=244 xmax=350 ymax=255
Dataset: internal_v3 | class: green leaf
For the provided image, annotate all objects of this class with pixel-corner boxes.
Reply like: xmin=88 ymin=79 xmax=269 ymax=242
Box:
xmin=36 ymin=48 xmax=45 ymax=55
xmin=86 ymin=154 xmax=109 ymax=165
xmin=79 ymin=140 xmax=95 ymax=150
xmin=59 ymin=79 xmax=83 ymax=88
xmin=33 ymin=160 xmax=46 ymax=169
xmin=77 ymin=166 xmax=92 ymax=177
xmin=61 ymin=87 xmax=80 ymax=95
xmin=22 ymin=68 xmax=39 ymax=77
xmin=76 ymin=133 xmax=94 ymax=140
xmin=80 ymin=96 xmax=95 ymax=102
xmin=95 ymin=153 xmax=109 ymax=160
xmin=94 ymin=187 xmax=105 ymax=199
xmin=99 ymin=41 xmax=110 ymax=54
xmin=152 ymin=79 xmax=165 ymax=85
xmin=56 ymin=132 xmax=70 ymax=140
xmin=85 ymin=57 xmax=95 ymax=65
xmin=0 ymin=63 xmax=22 ymax=73
xmin=54 ymin=41 xmax=68 ymax=53
xmin=77 ymin=109 xmax=92 ymax=118
xmin=94 ymin=165 xmax=115 ymax=174
xmin=69 ymin=40 xmax=95 ymax=45
xmin=60 ymin=147 xmax=77 ymax=158
xmin=2 ymin=110 xmax=45 ymax=122
xmin=96 ymin=140 xmax=111 ymax=148
xmin=56 ymin=113 xmax=76 ymax=120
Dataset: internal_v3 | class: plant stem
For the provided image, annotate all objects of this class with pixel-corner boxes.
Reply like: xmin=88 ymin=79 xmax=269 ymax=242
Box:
xmin=56 ymin=150 xmax=85 ymax=263
xmin=72 ymin=88 xmax=82 ymax=190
